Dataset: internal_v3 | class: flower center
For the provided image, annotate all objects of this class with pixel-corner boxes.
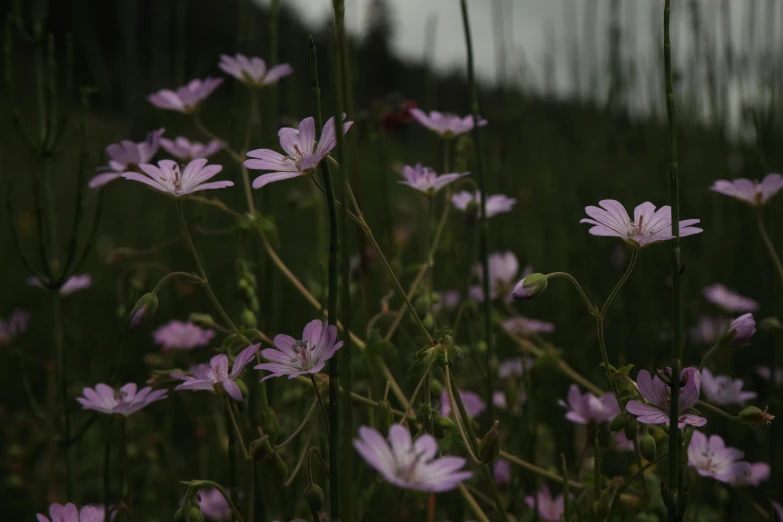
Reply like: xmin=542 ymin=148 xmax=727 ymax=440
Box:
xmin=292 ymin=340 xmax=317 ymax=369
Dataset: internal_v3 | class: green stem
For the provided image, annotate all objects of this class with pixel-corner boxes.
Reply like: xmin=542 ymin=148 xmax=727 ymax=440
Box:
xmin=663 ymin=0 xmax=683 ymax=518
xmin=755 ymin=211 xmax=783 ymax=287
xmin=607 ymin=451 xmax=669 ymax=519
xmin=500 ymin=449 xmax=585 ymax=490
xmin=225 ymin=401 xmax=238 ymax=519
xmin=697 ymin=399 xmax=741 ymax=421
xmin=311 ymin=375 xmax=331 ymax=435
xmin=546 ymin=272 xmax=598 ymax=315
xmin=307 ymin=34 xmax=340 ymax=520
xmin=120 ymin=419 xmax=132 ymax=520
xmin=426 ymin=196 xmax=435 ymax=328
xmin=224 ymin=398 xmax=249 ymax=459
xmin=459 ymin=0 xmax=494 ymax=422
xmin=561 ymin=453 xmax=570 ymax=521
xmin=400 ymin=358 xmax=436 ymax=427
xmin=152 ymin=270 xmax=201 ymax=294
xmin=53 ymin=294 xmax=74 ymax=498
xmin=698 ymin=343 xmax=722 ymax=370
xmin=601 ymin=249 xmax=638 ymax=316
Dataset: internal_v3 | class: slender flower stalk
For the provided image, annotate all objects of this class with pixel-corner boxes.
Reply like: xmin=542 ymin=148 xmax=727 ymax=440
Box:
xmin=307 ymin=35 xmax=340 ymax=521
xmin=120 ymin=419 xmax=132 ymax=519
xmin=663 ymin=0 xmax=684 ymax=518
xmin=459 ymin=0 xmax=494 ymax=422
xmin=755 ymin=211 xmax=783 ymax=287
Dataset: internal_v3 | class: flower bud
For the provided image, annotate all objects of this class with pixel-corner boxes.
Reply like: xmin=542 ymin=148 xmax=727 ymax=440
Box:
xmin=719 ymin=313 xmax=756 ymax=346
xmin=478 ymin=420 xmax=501 ymax=464
xmin=639 ymin=433 xmax=657 ymax=461
xmin=259 ymin=407 xmax=281 ymax=441
xmin=414 ymin=295 xmax=429 ymax=316
xmin=433 ymin=414 xmax=454 ymax=438
xmin=189 ymin=313 xmax=215 ymax=327
xmin=739 ymin=406 xmax=775 ymax=427
xmin=272 ymin=452 xmax=288 ymax=480
xmin=511 ymin=273 xmax=548 ymax=302
xmin=375 ymin=400 xmax=394 ymax=435
xmin=429 ymin=379 xmax=443 ymax=397
xmin=130 ymin=293 xmax=158 ymax=328
xmin=609 ymin=412 xmax=628 ymax=432
xmin=624 ymin=416 xmax=638 ymax=441
xmin=304 ymin=484 xmax=324 ymax=512
xmin=760 ymin=316 xmax=783 ymax=332
xmin=240 ymin=308 xmax=257 ymax=329
xmin=422 ymin=313 xmax=434 ymax=330
xmin=464 ymin=200 xmax=479 ymax=226
xmin=174 ymin=507 xmax=205 ymax=522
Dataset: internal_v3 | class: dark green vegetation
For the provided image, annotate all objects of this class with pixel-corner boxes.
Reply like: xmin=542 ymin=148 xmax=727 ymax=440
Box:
xmin=2 ymin=0 xmax=782 ymax=520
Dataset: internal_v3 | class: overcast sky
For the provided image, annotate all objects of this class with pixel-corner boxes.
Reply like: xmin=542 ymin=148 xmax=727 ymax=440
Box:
xmin=260 ymin=0 xmax=773 ymax=90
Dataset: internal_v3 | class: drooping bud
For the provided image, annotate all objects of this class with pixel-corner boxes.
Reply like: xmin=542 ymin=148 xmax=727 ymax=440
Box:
xmin=609 ymin=412 xmax=628 ymax=432
xmin=375 ymin=400 xmax=394 ymax=435
xmin=639 ymin=434 xmax=657 ymax=460
xmin=478 ymin=420 xmax=501 ymax=464
xmin=760 ymin=316 xmax=782 ymax=332
xmin=240 ymin=308 xmax=257 ymax=329
xmin=624 ymin=416 xmax=638 ymax=441
xmin=433 ymin=414 xmax=454 ymax=438
xmin=304 ymin=484 xmax=324 ymax=512
xmin=718 ymin=313 xmax=756 ymax=346
xmin=189 ymin=313 xmax=215 ymax=328
xmin=130 ymin=293 xmax=158 ymax=328
xmin=739 ymin=406 xmax=775 ymax=427
xmin=511 ymin=273 xmax=548 ymax=302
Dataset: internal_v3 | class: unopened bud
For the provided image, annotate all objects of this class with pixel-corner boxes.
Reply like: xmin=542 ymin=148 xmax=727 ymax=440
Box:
xmin=422 ymin=313 xmax=434 ymax=330
xmin=433 ymin=414 xmax=454 ymax=438
xmin=478 ymin=420 xmax=501 ymax=464
xmin=375 ymin=400 xmax=393 ymax=435
xmin=718 ymin=313 xmax=756 ymax=346
xmin=624 ymin=416 xmax=638 ymax=440
xmin=272 ymin=452 xmax=288 ymax=480
xmin=414 ymin=295 xmax=429 ymax=316
xmin=189 ymin=313 xmax=215 ymax=328
xmin=739 ymin=406 xmax=775 ymax=427
xmin=429 ymin=379 xmax=443 ymax=397
xmin=174 ymin=507 xmax=205 ymax=522
xmin=639 ymin=434 xmax=657 ymax=461
xmin=760 ymin=316 xmax=782 ymax=332
xmin=511 ymin=273 xmax=548 ymax=302
xmin=240 ymin=308 xmax=257 ymax=328
xmin=304 ymin=484 xmax=324 ymax=511
xmin=130 ymin=293 xmax=158 ymax=328
xmin=610 ymin=412 xmax=628 ymax=432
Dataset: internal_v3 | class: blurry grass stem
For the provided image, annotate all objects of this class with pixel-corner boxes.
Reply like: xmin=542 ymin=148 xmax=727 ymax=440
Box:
xmin=307 ymin=34 xmax=340 ymax=520
xmin=663 ymin=0 xmax=684 ymax=519
xmin=755 ymin=211 xmax=783 ymax=287
xmin=459 ymin=0 xmax=495 ymax=422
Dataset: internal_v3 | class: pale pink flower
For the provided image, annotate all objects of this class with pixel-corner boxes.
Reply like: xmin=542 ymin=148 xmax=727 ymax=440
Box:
xmin=502 ymin=317 xmax=555 ymax=336
xmin=153 ymin=320 xmax=215 ymax=351
xmin=451 ymin=191 xmax=516 ymax=217
xmin=493 ymin=459 xmax=511 ymax=485
xmin=689 ymin=316 xmax=729 ymax=344
xmin=410 ymin=108 xmax=487 ymax=138
xmin=77 ymin=383 xmax=167 ymax=417
xmin=470 ymin=252 xmax=526 ymax=302
xmin=172 ymin=344 xmax=259 ymax=402
xmin=558 ymin=385 xmax=620 ymax=424
xmin=353 ymin=425 xmax=472 ymax=492
xmin=160 ymin=137 xmax=224 ymax=161
xmin=626 ymin=368 xmax=707 ymax=428
xmin=36 ymin=503 xmax=107 ymax=522
xmin=755 ymin=365 xmax=783 ymax=385
xmin=524 ymin=485 xmax=567 ymax=521
xmin=702 ymin=284 xmax=759 ymax=313
xmin=399 ymin=163 xmax=469 ymax=196
xmin=433 ymin=290 xmax=461 ymax=312
xmin=147 ymin=77 xmax=223 ymax=113
xmin=0 ymin=309 xmax=30 ymax=345
xmin=89 ymin=129 xmax=165 ymax=189
xmin=729 ymin=462 xmax=770 ymax=487
xmin=219 ymin=54 xmax=293 ymax=88
xmin=492 ymin=390 xmax=526 ymax=409
xmin=194 ymin=487 xmax=231 ymax=520
xmin=244 ymin=116 xmax=352 ymax=189
xmin=688 ymin=430 xmax=745 ymax=483
xmin=580 ymin=200 xmax=702 ymax=248
xmin=254 ymin=320 xmax=342 ymax=381
xmin=122 ymin=159 xmax=233 ymax=197
xmin=439 ymin=388 xmax=486 ymax=418
xmin=497 ymin=357 xmax=534 ymax=378
xmin=28 ymin=274 xmax=92 ymax=296
xmin=725 ymin=313 xmax=756 ymax=345
xmin=700 ymin=368 xmax=756 ymax=406
xmin=710 ymin=173 xmax=783 ymax=206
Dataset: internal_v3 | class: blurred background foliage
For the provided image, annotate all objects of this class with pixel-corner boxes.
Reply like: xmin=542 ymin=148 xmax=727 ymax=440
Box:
xmin=1 ymin=0 xmax=782 ymax=520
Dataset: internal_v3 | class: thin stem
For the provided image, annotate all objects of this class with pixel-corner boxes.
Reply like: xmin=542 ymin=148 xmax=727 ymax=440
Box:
xmin=425 ymin=196 xmax=435 ymax=327
xmin=601 ymin=249 xmax=638 ymax=316
xmin=596 ymin=319 xmax=619 ymax=395
xmin=186 ymin=481 xmax=245 ymax=522
xmin=311 ymin=375 xmax=331 ymax=435
xmin=479 ymin=466 xmax=507 ymax=519
xmin=275 ymin=399 xmax=318 ymax=449
xmin=225 ymin=401 xmax=238 ymax=517
xmin=400 ymin=358 xmax=436 ymax=426
xmin=458 ymin=484 xmax=491 ymax=522
xmin=224 ymin=397 xmax=250 ymax=459
xmin=561 ymin=453 xmax=570 ymax=521
xmin=546 ymin=272 xmax=597 ymax=315
xmin=663 ymin=0 xmax=683 ymax=517
xmin=445 ymin=368 xmax=481 ymax=463
xmin=308 ymin=34 xmax=340 ymax=519
xmin=53 ymin=294 xmax=74 ymax=498
xmin=500 ymin=450 xmax=585 ymax=490
xmin=607 ymin=451 xmax=669 ymax=519
xmin=459 ymin=0 xmax=494 ymax=423
xmin=755 ymin=211 xmax=783 ymax=287
xmin=697 ymin=399 xmax=741 ymax=421
xmin=152 ymin=271 xmax=201 ymax=294
xmin=193 ymin=116 xmax=242 ymax=163
xmin=120 ymin=419 xmax=132 ymax=520
xmin=698 ymin=343 xmax=722 ymax=370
